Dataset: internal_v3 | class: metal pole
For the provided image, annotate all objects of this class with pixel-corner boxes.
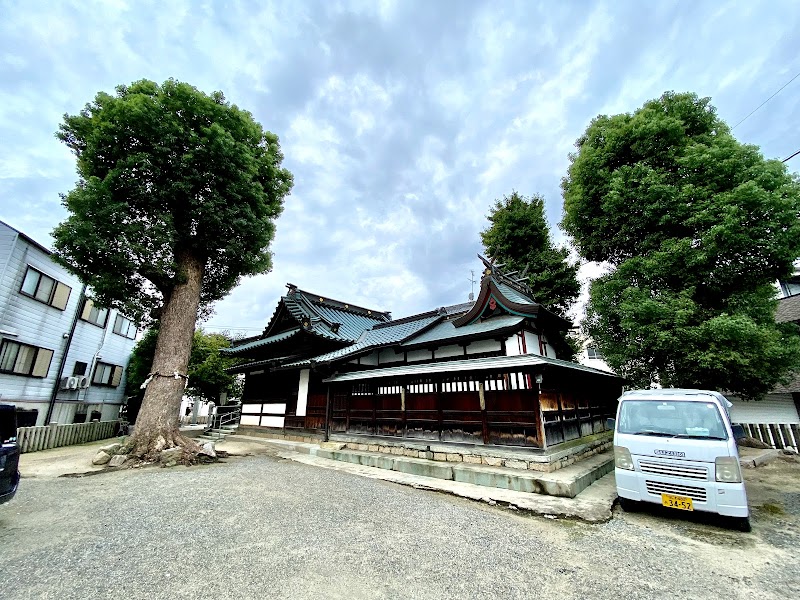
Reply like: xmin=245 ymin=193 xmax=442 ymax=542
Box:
xmin=45 ymin=285 xmax=86 ymax=424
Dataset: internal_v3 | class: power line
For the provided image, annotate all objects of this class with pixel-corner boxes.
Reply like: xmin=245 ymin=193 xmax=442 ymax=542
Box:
xmin=783 ymin=148 xmax=800 ymax=163
xmin=732 ymin=69 xmax=800 ymax=130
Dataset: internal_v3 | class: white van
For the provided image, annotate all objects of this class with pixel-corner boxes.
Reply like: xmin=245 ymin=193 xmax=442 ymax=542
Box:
xmin=611 ymin=389 xmax=750 ymax=531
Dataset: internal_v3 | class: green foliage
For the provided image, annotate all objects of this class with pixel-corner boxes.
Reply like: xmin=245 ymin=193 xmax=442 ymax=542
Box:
xmin=52 ymin=79 xmax=293 ymax=323
xmin=481 ymin=191 xmax=580 ymax=317
xmin=563 ymin=91 xmax=800 ymax=399
xmin=126 ymin=327 xmax=241 ymax=402
xmin=125 ymin=328 xmax=159 ymax=396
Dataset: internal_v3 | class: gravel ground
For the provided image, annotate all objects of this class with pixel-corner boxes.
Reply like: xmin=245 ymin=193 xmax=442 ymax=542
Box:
xmin=1 ymin=448 xmax=798 ymax=600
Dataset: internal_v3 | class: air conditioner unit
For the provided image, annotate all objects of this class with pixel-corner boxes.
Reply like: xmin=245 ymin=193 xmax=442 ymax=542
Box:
xmin=67 ymin=377 xmax=79 ymax=390
xmin=60 ymin=376 xmax=72 ymax=390
xmin=78 ymin=376 xmax=90 ymax=389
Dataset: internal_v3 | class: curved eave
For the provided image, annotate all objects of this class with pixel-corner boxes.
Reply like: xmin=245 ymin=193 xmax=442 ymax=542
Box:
xmin=453 ymin=280 xmax=571 ymax=330
xmin=401 ymin=317 xmax=524 ymax=351
xmin=222 ymin=327 xmax=303 ymax=355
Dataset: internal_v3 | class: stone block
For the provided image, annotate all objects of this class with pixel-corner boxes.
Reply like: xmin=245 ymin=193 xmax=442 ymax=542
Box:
xmin=390 ymin=447 xmax=405 ymax=455
xmin=433 ymin=452 xmax=448 ymax=462
xmin=505 ymin=459 xmax=527 ymax=470
xmin=446 ymin=453 xmax=463 ymax=462
xmin=393 ymin=459 xmax=453 ymax=480
xmin=108 ymin=454 xmax=128 ymax=467
xmin=99 ymin=442 xmax=122 ymax=455
xmin=403 ymin=449 xmax=418 ymax=457
xmin=463 ymin=455 xmax=482 ymax=464
xmin=320 ymin=442 xmax=346 ymax=450
xmin=92 ymin=451 xmax=111 ymax=465
xmin=482 ymin=456 xmax=503 ymax=467
xmin=368 ymin=445 xmax=379 ymax=452
xmin=379 ymin=446 xmax=391 ymax=454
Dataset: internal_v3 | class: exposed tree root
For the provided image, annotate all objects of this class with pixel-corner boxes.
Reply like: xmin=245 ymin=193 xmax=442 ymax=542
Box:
xmin=125 ymin=426 xmax=205 ymax=466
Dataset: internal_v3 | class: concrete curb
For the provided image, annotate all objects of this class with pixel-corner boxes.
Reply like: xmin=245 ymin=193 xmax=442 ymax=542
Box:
xmin=739 ymin=449 xmax=780 ymax=469
xmin=275 ymin=449 xmax=618 ymax=523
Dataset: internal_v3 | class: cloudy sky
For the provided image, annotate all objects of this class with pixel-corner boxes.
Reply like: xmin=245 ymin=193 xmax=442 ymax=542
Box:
xmin=1 ymin=0 xmax=799 ymax=336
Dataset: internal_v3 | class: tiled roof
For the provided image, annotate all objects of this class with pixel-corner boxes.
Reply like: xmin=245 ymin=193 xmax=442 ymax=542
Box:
xmin=495 ymin=282 xmax=535 ymax=305
xmin=776 ymin=294 xmax=800 ymax=323
xmin=324 ymin=353 xmax=621 ymax=382
xmin=284 ymin=313 xmax=443 ymax=367
xmin=222 ymin=328 xmax=301 ymax=355
xmin=401 ymin=315 xmax=524 ymax=348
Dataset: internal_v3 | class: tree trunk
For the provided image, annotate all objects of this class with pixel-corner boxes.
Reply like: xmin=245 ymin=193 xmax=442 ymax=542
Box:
xmin=129 ymin=250 xmax=204 ymax=462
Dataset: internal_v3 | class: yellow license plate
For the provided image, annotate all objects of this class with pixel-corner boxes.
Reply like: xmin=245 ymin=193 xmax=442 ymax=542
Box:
xmin=661 ymin=493 xmax=693 ymax=511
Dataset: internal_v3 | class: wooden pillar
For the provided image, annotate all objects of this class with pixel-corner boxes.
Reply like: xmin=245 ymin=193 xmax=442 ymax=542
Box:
xmin=479 ymin=380 xmax=488 ymax=445
xmin=345 ymin=388 xmax=351 ymax=433
xmin=324 ymin=385 xmax=331 ymax=442
xmin=372 ymin=383 xmax=378 ymax=435
xmin=436 ymin=379 xmax=443 ymax=441
xmin=401 ymin=385 xmax=407 ymax=438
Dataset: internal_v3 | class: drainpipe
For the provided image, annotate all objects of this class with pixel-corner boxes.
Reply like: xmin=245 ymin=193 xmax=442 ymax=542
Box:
xmin=45 ymin=284 xmax=86 ymax=424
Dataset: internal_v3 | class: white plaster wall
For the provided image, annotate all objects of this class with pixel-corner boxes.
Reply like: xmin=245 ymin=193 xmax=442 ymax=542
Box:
xmin=406 ymin=349 xmax=432 ymax=362
xmin=505 ymin=334 xmax=523 ymax=356
xmin=434 ymin=344 xmax=463 ymax=359
xmin=296 ymin=369 xmax=309 ymax=416
xmin=378 ymin=348 xmax=400 ymax=364
xmin=466 ymin=339 xmax=501 ymax=355
xmin=359 ymin=352 xmax=378 ymax=365
xmin=260 ymin=415 xmax=285 ymax=427
xmin=523 ymin=331 xmax=540 ymax=355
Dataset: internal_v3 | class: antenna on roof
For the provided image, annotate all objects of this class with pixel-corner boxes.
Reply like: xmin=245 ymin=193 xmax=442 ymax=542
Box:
xmin=468 ymin=270 xmax=476 ymax=302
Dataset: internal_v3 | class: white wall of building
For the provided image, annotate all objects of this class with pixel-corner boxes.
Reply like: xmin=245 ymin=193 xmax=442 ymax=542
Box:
xmin=0 ymin=222 xmax=136 ymax=425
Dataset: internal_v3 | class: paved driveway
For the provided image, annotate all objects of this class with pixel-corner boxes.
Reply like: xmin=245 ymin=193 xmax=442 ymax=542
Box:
xmin=0 ymin=443 xmax=798 ymax=599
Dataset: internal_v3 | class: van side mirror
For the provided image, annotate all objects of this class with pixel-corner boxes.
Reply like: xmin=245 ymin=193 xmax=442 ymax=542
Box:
xmin=606 ymin=417 xmax=616 ymax=430
xmin=732 ymin=424 xmax=746 ymax=440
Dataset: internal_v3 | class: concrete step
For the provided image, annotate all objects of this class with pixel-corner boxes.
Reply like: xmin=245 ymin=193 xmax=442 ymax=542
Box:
xmin=311 ymin=447 xmax=613 ymax=498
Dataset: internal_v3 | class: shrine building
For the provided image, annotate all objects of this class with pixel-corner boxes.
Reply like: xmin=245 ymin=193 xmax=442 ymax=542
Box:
xmin=224 ymin=257 xmax=622 ymax=455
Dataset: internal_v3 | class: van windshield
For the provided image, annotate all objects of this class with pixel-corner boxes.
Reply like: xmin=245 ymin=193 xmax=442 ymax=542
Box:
xmin=618 ymin=400 xmax=728 ymax=440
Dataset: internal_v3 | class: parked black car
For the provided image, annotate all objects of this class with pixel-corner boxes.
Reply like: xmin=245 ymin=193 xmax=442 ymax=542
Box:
xmin=0 ymin=404 xmax=20 ymax=504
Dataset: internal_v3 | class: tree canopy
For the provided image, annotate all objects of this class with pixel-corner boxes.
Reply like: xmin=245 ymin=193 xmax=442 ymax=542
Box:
xmin=481 ymin=191 xmax=580 ymax=318
xmin=53 ymin=79 xmax=293 ymax=323
xmin=127 ymin=327 xmax=242 ymax=403
xmin=53 ymin=79 xmax=293 ymax=461
xmin=562 ymin=91 xmax=800 ymax=399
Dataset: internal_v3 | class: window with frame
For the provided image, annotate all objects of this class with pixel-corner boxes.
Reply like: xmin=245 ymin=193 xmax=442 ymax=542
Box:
xmin=20 ymin=266 xmax=72 ymax=310
xmin=0 ymin=339 xmax=53 ymax=377
xmin=92 ymin=361 xmax=124 ymax=387
xmin=587 ymin=347 xmax=604 ymax=360
xmin=73 ymin=361 xmax=88 ymax=376
xmin=112 ymin=314 xmax=137 ymax=339
xmin=80 ymin=298 xmax=109 ymax=328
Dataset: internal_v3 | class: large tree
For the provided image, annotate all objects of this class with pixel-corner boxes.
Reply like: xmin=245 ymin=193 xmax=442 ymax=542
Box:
xmin=53 ymin=79 xmax=293 ymax=459
xmin=481 ymin=191 xmax=580 ymax=318
xmin=562 ymin=91 xmax=800 ymax=398
xmin=126 ymin=328 xmax=242 ymax=408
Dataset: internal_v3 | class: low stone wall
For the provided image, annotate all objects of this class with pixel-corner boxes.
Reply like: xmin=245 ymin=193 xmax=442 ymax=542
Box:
xmin=237 ymin=425 xmax=612 ymax=472
xmin=339 ymin=435 xmax=612 ymax=473
xmin=237 ymin=425 xmax=323 ymax=445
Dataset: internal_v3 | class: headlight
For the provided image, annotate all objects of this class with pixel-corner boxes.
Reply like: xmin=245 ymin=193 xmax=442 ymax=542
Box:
xmin=614 ymin=445 xmax=634 ymax=470
xmin=715 ymin=456 xmax=742 ymax=483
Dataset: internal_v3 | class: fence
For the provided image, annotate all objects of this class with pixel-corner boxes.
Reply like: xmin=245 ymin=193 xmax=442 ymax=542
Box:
xmin=16 ymin=420 xmax=119 ymax=454
xmin=741 ymin=422 xmax=800 ymax=453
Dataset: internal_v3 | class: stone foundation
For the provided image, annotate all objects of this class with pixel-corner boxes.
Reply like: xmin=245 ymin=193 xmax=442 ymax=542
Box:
xmin=337 ymin=433 xmax=612 ymax=473
xmin=236 ymin=425 xmax=612 ymax=473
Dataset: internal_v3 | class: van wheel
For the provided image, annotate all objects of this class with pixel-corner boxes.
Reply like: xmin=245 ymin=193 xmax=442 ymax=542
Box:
xmin=618 ymin=497 xmax=638 ymax=512
xmin=732 ymin=516 xmax=751 ymax=532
